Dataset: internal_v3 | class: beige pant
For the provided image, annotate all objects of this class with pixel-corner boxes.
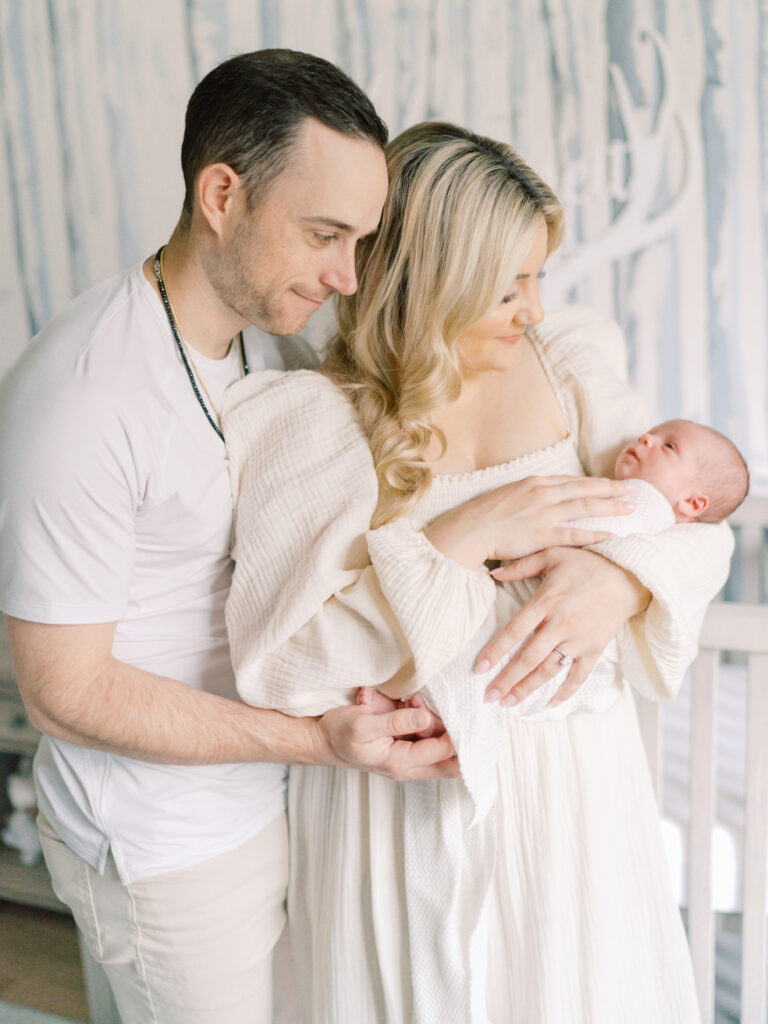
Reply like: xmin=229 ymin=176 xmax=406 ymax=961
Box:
xmin=38 ymin=812 xmax=289 ymax=1024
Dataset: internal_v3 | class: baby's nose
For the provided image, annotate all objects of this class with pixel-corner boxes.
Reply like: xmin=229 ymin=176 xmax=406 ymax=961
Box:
xmin=639 ymin=433 xmax=654 ymax=448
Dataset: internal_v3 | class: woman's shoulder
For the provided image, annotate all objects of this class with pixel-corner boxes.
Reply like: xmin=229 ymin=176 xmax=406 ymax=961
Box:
xmin=223 ymin=367 xmax=347 ymax=417
xmin=223 ymin=368 xmax=363 ymax=443
xmin=528 ymin=306 xmax=629 ymax=384
xmin=222 ymin=368 xmax=374 ymax=488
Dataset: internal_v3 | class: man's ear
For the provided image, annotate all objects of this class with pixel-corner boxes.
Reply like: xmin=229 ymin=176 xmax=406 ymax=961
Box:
xmin=195 ymin=163 xmax=243 ymax=237
xmin=675 ymin=492 xmax=710 ymax=520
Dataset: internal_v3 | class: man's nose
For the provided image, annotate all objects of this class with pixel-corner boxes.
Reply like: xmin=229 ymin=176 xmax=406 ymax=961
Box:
xmin=321 ymin=247 xmax=358 ymax=296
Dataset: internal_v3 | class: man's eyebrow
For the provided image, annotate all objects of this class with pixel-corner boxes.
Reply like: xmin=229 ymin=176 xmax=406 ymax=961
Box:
xmin=303 ymin=216 xmax=356 ymax=232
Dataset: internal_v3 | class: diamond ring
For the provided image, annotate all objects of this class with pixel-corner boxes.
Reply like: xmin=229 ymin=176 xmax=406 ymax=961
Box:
xmin=552 ymin=647 xmax=573 ymax=667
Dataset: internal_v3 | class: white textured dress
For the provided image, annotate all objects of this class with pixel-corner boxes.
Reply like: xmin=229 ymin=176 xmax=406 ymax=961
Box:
xmin=223 ymin=309 xmax=732 ymax=1024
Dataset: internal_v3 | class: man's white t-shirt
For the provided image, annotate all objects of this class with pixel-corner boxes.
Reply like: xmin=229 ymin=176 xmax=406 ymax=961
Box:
xmin=0 ymin=262 xmax=307 ymax=884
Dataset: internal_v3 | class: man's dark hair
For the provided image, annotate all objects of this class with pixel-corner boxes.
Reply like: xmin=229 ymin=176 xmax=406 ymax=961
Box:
xmin=179 ymin=49 xmax=388 ymax=225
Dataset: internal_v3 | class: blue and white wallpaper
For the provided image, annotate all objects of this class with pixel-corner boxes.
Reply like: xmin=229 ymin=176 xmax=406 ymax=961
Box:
xmin=2 ymin=0 xmax=767 ymax=487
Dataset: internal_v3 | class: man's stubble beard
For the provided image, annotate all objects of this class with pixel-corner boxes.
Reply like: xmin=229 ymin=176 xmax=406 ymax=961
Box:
xmin=205 ymin=218 xmax=310 ymax=338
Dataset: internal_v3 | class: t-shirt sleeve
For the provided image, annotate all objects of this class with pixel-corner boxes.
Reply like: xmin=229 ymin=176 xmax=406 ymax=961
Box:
xmin=0 ymin=364 xmax=140 ymax=624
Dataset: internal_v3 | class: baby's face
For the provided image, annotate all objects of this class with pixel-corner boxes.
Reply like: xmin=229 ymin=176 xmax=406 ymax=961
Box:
xmin=614 ymin=420 xmax=707 ymax=512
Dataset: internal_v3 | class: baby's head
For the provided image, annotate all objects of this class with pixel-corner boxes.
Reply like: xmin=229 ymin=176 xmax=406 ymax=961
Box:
xmin=614 ymin=419 xmax=749 ymax=523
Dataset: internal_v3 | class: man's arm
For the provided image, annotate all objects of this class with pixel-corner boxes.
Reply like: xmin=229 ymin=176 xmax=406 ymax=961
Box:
xmin=6 ymin=617 xmax=457 ymax=781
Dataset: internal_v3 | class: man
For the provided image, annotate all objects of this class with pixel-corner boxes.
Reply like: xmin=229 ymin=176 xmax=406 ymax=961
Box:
xmin=0 ymin=50 xmax=455 ymax=1024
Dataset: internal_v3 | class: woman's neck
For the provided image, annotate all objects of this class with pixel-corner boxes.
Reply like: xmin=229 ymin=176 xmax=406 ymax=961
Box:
xmin=428 ymin=338 xmax=568 ymax=475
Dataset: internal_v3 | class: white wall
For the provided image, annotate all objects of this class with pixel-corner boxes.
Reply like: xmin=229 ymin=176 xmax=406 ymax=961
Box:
xmin=1 ymin=0 xmax=766 ymax=487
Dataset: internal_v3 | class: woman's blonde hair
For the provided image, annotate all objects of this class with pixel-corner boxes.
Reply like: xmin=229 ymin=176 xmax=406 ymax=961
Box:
xmin=325 ymin=121 xmax=564 ymax=527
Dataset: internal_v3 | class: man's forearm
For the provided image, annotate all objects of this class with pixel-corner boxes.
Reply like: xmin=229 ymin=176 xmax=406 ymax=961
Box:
xmin=8 ymin=617 xmax=457 ymax=780
xmin=25 ymin=659 xmax=457 ymax=779
xmin=17 ymin=655 xmax=323 ymax=767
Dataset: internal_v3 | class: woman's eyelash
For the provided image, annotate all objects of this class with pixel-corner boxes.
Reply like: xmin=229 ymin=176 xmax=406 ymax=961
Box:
xmin=501 ymin=272 xmax=545 ymax=304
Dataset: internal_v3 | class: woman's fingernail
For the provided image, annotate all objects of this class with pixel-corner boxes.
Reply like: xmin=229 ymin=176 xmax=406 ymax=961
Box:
xmin=501 ymin=693 xmax=518 ymax=707
xmin=475 ymin=658 xmax=491 ymax=674
xmin=623 ymin=502 xmax=636 ymax=511
xmin=490 ymin=567 xmax=504 ymax=577
xmin=548 ymin=697 xmax=562 ymax=707
xmin=623 ymin=481 xmax=635 ymax=490
xmin=485 ymin=688 xmax=501 ymax=703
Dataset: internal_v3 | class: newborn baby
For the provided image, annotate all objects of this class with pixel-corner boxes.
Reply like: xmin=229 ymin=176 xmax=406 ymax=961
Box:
xmin=359 ymin=418 xmax=748 ymax=714
xmin=594 ymin=418 xmax=749 ymax=533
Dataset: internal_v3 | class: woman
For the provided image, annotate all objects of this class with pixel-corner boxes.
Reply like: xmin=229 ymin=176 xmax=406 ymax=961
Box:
xmin=223 ymin=123 xmax=730 ymax=1023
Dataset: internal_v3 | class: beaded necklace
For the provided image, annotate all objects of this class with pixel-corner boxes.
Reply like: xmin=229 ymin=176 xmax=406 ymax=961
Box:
xmin=153 ymin=245 xmax=249 ymax=442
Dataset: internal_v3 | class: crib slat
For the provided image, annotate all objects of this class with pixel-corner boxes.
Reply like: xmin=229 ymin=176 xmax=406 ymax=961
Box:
xmin=737 ymin=527 xmax=764 ymax=604
xmin=688 ymin=648 xmax=718 ymax=1024
xmin=740 ymin=651 xmax=768 ymax=1023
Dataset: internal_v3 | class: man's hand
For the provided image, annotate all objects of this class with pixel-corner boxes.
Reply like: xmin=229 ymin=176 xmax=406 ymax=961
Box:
xmin=475 ymin=547 xmax=650 ymax=708
xmin=315 ymin=702 xmax=458 ymax=781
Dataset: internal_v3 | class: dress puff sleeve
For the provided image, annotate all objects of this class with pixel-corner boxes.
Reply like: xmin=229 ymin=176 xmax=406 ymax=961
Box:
xmin=222 ymin=370 xmax=495 ymax=716
xmin=531 ymin=308 xmax=734 ymax=701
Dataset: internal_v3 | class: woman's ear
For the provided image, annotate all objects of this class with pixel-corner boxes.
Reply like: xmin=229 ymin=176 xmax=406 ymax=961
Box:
xmin=675 ymin=492 xmax=710 ymax=520
xmin=195 ymin=163 xmax=243 ymax=237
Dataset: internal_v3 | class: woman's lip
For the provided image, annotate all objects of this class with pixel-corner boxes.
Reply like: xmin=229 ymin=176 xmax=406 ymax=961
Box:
xmin=498 ymin=333 xmax=523 ymax=344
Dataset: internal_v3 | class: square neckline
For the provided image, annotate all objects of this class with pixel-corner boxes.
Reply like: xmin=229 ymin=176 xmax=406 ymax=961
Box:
xmin=432 ymin=336 xmax=574 ymax=485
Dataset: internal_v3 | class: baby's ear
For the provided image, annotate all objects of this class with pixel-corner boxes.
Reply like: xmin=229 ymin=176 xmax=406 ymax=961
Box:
xmin=676 ymin=493 xmax=709 ymax=520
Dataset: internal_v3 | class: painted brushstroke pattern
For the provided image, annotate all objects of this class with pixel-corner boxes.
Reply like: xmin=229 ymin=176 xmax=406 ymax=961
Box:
xmin=0 ymin=0 xmax=765 ymax=486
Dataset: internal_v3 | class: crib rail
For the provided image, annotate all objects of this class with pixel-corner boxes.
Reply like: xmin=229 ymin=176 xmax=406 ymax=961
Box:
xmin=637 ymin=600 xmax=768 ymax=1024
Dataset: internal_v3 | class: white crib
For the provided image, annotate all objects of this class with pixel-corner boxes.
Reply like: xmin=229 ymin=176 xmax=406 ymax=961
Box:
xmin=635 ymin=497 xmax=768 ymax=1024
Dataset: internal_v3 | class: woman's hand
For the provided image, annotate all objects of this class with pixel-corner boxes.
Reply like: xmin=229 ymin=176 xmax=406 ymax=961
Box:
xmin=474 ymin=547 xmax=651 ymax=706
xmin=424 ymin=475 xmax=635 ymax=570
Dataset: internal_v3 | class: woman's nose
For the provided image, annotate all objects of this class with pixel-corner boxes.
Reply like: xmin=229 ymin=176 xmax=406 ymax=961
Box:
xmin=515 ymin=286 xmax=544 ymax=327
